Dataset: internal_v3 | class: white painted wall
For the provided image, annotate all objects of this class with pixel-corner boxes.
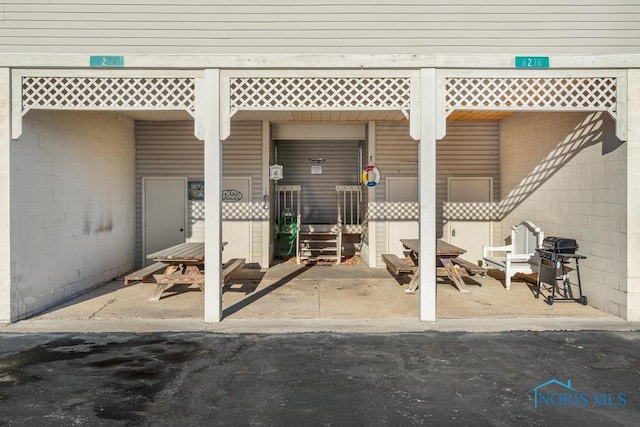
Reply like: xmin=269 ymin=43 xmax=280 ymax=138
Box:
xmin=0 ymin=69 xmax=10 ymax=322
xmin=499 ymin=112 xmax=628 ymax=318
xmin=10 ymin=110 xmax=136 ymax=321
xmin=626 ymin=70 xmax=640 ymax=321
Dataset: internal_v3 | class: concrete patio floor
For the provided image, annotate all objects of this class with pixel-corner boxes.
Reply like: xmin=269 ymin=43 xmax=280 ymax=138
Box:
xmin=27 ymin=259 xmax=611 ymax=324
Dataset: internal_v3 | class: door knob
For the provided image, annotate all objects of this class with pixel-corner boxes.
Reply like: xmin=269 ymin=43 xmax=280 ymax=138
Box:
xmin=180 ymin=228 xmax=184 ymax=232
xmin=452 ymin=228 xmax=456 ymax=237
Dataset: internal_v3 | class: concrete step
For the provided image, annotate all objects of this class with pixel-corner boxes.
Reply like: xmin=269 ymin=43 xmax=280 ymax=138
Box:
xmin=301 ymin=255 xmax=339 ymax=262
xmin=301 ymin=248 xmax=338 ymax=254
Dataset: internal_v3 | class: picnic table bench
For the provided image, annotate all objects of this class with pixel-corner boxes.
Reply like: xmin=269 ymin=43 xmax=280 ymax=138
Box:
xmin=383 ymin=239 xmax=486 ymax=294
xmin=149 ymin=257 xmax=245 ymax=300
xmin=381 ymin=253 xmax=415 ymax=276
xmin=124 ymin=261 xmax=168 ymax=286
xmin=123 ymin=242 xmax=245 ymax=301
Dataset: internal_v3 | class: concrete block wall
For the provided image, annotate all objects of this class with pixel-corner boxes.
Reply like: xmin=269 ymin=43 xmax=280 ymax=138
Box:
xmin=10 ymin=110 xmax=136 ymax=321
xmin=499 ymin=111 xmax=628 ymax=318
xmin=626 ymin=70 xmax=640 ymax=321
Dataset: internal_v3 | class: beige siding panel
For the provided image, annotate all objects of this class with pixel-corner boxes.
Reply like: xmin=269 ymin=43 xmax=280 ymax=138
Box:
xmin=223 ymin=121 xmax=265 ymax=265
xmin=372 ymin=121 xmax=499 ymax=253
xmin=1 ymin=1 xmax=639 ymax=54
xmin=275 ymin=139 xmax=360 ymax=224
xmin=375 ymin=121 xmax=418 ymax=202
xmin=135 ymin=120 xmax=202 ymax=267
xmin=135 ymin=120 xmax=262 ymax=267
xmin=374 ymin=122 xmax=418 ymax=260
xmin=437 ymin=121 xmax=500 ymax=239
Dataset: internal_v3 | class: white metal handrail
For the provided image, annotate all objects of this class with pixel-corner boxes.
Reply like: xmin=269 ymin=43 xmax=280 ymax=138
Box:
xmin=336 ymin=185 xmax=362 ymax=228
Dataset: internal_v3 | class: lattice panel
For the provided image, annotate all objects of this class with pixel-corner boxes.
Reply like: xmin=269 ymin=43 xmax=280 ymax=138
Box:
xmin=190 ymin=201 xmax=205 ymax=221
xmin=368 ymin=202 xmax=419 ymax=221
xmin=443 ymin=202 xmax=501 ymax=221
xmin=230 ymin=77 xmax=411 ymax=110
xmin=446 ymin=77 xmax=617 ymax=113
xmin=223 ymin=202 xmax=269 ymax=221
xmin=22 ymin=77 xmax=195 ymax=112
xmin=188 ymin=201 xmax=269 ymax=221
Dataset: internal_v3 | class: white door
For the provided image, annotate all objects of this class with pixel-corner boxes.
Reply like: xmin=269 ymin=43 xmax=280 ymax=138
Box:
xmin=222 ymin=177 xmax=252 ymax=263
xmin=447 ymin=177 xmax=493 ymax=265
xmin=386 ymin=177 xmax=419 ymax=256
xmin=143 ymin=177 xmax=187 ymax=266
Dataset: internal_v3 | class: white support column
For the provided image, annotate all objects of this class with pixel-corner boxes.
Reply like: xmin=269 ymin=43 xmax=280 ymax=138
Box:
xmin=204 ymin=69 xmax=223 ymax=323
xmin=0 ymin=68 xmax=11 ymax=322
xmin=434 ymin=71 xmax=448 ymax=140
xmin=418 ymin=69 xmax=437 ymax=322
xmin=616 ymin=72 xmax=628 ymax=142
xmin=261 ymin=120 xmax=271 ymax=268
xmin=366 ymin=121 xmax=377 ymax=267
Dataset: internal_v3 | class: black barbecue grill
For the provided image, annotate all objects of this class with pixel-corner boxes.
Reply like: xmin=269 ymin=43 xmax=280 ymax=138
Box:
xmin=540 ymin=236 xmax=579 ymax=254
xmin=535 ymin=236 xmax=587 ymax=305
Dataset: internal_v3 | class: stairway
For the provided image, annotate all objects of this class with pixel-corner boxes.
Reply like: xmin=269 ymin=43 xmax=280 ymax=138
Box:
xmin=298 ymin=224 xmax=342 ymax=264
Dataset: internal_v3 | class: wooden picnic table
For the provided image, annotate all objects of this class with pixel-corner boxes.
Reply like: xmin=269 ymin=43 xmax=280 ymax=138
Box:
xmin=145 ymin=242 xmax=226 ymax=301
xmin=400 ymin=239 xmax=465 ymax=259
xmin=147 ymin=242 xmax=208 ymax=264
xmin=400 ymin=239 xmax=472 ymax=294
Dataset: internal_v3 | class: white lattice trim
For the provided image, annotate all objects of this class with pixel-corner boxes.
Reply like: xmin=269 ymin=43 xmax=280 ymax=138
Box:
xmin=367 ymin=202 xmax=419 ymax=221
xmin=446 ymin=77 xmax=617 ymax=116
xmin=443 ymin=202 xmax=502 ymax=221
xmin=21 ymin=76 xmax=195 ymax=113
xmin=222 ymin=202 xmax=269 ymax=221
xmin=230 ymin=77 xmax=411 ymax=113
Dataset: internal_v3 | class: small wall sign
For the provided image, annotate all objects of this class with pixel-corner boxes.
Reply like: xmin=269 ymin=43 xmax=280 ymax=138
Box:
xmin=188 ymin=181 xmax=204 ymax=200
xmin=222 ymin=189 xmax=243 ymax=202
xmin=515 ymin=56 xmax=550 ymax=69
xmin=90 ymin=55 xmax=125 ymax=67
xmin=270 ymin=164 xmax=283 ymax=181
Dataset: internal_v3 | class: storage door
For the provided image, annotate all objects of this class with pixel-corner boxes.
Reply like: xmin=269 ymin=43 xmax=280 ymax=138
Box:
xmin=143 ymin=177 xmax=187 ymax=266
xmin=447 ymin=177 xmax=493 ymax=265
xmin=386 ymin=177 xmax=419 ymax=256
xmin=222 ymin=177 xmax=252 ymax=263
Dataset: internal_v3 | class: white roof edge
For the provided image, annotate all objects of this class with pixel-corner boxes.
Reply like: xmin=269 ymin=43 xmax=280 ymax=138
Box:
xmin=1 ymin=53 xmax=640 ymax=70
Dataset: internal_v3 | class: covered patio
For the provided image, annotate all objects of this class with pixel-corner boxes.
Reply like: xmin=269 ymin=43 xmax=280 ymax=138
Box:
xmin=30 ymin=261 xmax=611 ymax=323
xmin=3 ymin=67 xmax=634 ymax=326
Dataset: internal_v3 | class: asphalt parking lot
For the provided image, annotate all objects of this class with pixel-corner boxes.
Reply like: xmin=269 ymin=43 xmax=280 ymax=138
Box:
xmin=0 ymin=331 xmax=639 ymax=426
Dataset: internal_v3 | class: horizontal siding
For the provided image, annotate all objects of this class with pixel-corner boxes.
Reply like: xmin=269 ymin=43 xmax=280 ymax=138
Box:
xmin=276 ymin=140 xmax=360 ymax=224
xmin=135 ymin=120 xmax=203 ymax=267
xmin=372 ymin=121 xmax=499 ymax=249
xmin=223 ymin=121 xmax=264 ymax=204
xmin=0 ymin=1 xmax=639 ymax=54
xmin=374 ymin=121 xmax=418 ymax=259
xmin=437 ymin=122 xmax=500 ymax=201
xmin=375 ymin=121 xmax=418 ymax=203
xmin=223 ymin=121 xmax=265 ymax=264
xmin=135 ymin=119 xmax=263 ymax=267
xmin=436 ymin=121 xmax=500 ymax=239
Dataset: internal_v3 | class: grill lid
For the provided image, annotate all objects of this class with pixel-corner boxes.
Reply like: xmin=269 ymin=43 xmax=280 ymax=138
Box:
xmin=542 ymin=236 xmax=579 ymax=253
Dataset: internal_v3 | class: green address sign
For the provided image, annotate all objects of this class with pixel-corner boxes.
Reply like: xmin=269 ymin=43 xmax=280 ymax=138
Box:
xmin=515 ymin=56 xmax=549 ymax=69
xmin=90 ymin=55 xmax=125 ymax=67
